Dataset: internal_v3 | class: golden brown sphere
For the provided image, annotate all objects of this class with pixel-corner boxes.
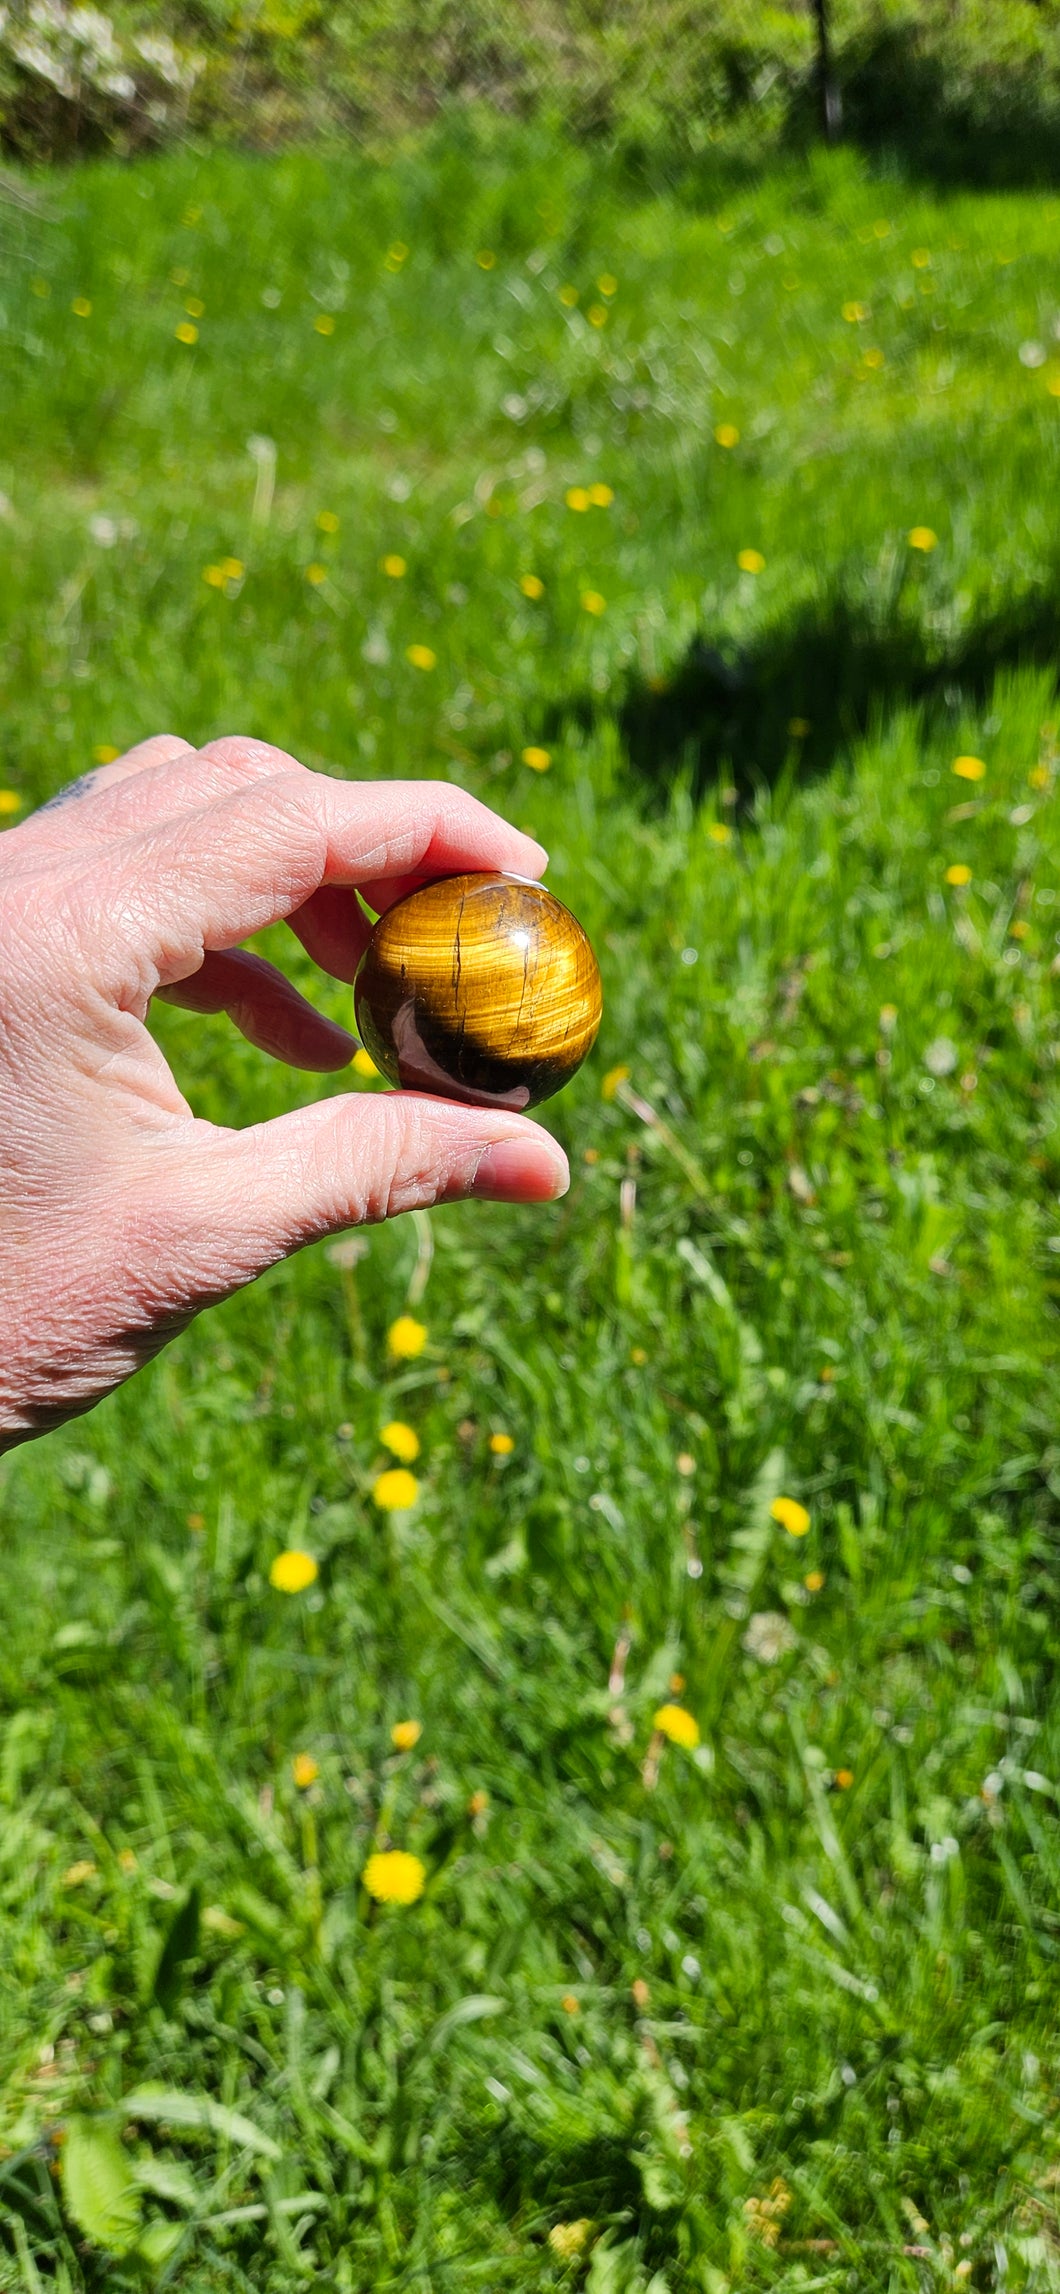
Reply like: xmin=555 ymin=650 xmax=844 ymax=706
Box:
xmin=353 ymin=872 xmax=603 ymax=1109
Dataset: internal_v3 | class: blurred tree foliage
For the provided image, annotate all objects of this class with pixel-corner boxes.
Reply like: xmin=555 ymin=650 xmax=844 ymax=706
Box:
xmin=2 ymin=0 xmax=1060 ymax=184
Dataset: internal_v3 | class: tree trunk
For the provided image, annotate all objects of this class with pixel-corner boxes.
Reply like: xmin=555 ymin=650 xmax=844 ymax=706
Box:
xmin=812 ymin=0 xmax=842 ymax=142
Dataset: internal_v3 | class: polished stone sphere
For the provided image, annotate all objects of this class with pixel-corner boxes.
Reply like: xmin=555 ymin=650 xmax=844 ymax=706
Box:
xmin=353 ymin=871 xmax=603 ymax=1109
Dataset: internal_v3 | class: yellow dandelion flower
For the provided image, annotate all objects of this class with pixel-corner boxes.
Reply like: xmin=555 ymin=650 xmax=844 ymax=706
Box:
xmin=381 ymin=1420 xmax=420 ymax=1463
xmin=72 ymin=297 xmax=92 ymax=318
xmin=221 ymin=557 xmax=244 ymax=581
xmin=601 ymin=1063 xmax=630 ymax=1101
xmin=945 ymin=863 xmax=972 ymax=886
xmin=908 ymin=526 xmax=937 ymax=552
xmin=1029 ymin=763 xmax=1050 ymax=789
xmin=476 ymin=249 xmax=496 ymax=270
xmin=406 ymin=643 xmax=436 ymax=670
xmin=490 ymin=1431 xmax=515 ymax=1455
xmin=317 ymin=509 xmax=340 ymax=533
xmin=352 ymin=1045 xmax=379 ymax=1077
xmin=382 ymin=552 xmax=406 ymax=578
xmin=184 ymin=296 xmax=205 ymax=319
xmin=92 ymin=744 xmax=120 ymax=764
xmin=581 ymin=590 xmax=606 ymax=615
xmin=561 ymin=1992 xmax=581 ymax=2014
xmin=175 ymin=321 xmax=198 ymax=345
xmin=269 ymin=1549 xmax=319 ymax=1593
xmin=842 ymin=300 xmax=868 ymax=323
xmin=708 ymin=821 xmax=732 ymax=844
xmin=1048 ymin=374 xmax=1060 ymax=398
xmin=549 ymin=2220 xmax=593 ymax=2260
xmin=186 ymin=1512 xmax=205 ymax=1532
xmin=631 ymin=1976 xmax=650 ymax=2007
xmin=715 ymin=422 xmax=740 ymax=447
xmin=559 ymin=284 xmax=578 ymax=308
xmin=770 ymin=1495 xmax=810 ymax=1536
xmin=653 ymin=1703 xmax=700 ymax=1750
xmin=292 ymin=1752 xmax=319 ymax=1788
xmin=0 ymin=791 xmax=22 ymax=814
xmin=835 ymin=1768 xmax=854 ymax=1789
xmin=62 ymin=1860 xmax=97 ymax=1887
xmin=589 ymin=483 xmax=614 ymax=507
xmin=468 ymin=1787 xmax=489 ymax=1816
xmin=588 ymin=304 xmax=608 ymax=328
xmin=314 ymin=313 xmax=336 ymax=335
xmin=386 ymin=242 xmax=408 ymax=268
xmin=388 ymin=1314 xmax=427 ymax=1358
xmin=203 ymin=564 xmax=225 ymax=588
xmin=1010 ymin=918 xmax=1029 ymax=940
xmin=862 ymin=347 xmax=885 ymax=369
xmin=522 ymin=745 xmax=551 ymax=772
xmin=306 ymin=563 xmax=327 ymax=585
xmin=738 ymin=548 xmax=765 ymax=574
xmin=391 ymin=1718 xmax=422 ymax=1750
xmin=952 ymin=755 xmax=985 ymax=781
xmin=911 ymin=248 xmax=931 ymax=269
xmin=597 ymin=273 xmax=617 ymax=296
xmin=363 ymin=1848 xmax=425 ymax=1904
xmin=804 ymin=1569 xmax=825 ymax=1592
xmin=630 ymin=1345 xmax=647 ymax=1365
xmin=118 ymin=1848 xmax=137 ymax=1873
xmin=519 ymin=573 xmax=544 ymax=599
xmin=566 ymin=486 xmax=590 ymax=511
xmin=372 ymin=1466 xmax=419 ymax=1511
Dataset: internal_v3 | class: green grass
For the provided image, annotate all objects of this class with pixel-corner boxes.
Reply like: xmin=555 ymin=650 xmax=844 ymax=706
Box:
xmin=3 ymin=119 xmax=1060 ymax=2290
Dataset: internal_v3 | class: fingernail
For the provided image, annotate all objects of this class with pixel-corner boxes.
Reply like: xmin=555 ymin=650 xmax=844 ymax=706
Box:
xmin=472 ymin=1137 xmax=569 ymax=1202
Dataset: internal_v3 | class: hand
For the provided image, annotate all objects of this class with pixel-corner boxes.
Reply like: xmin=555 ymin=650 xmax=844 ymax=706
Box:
xmin=0 ymin=735 xmax=569 ymax=1448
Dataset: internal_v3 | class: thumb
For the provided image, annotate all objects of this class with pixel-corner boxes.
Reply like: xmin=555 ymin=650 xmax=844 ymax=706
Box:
xmin=162 ymin=1091 xmax=570 ymax=1289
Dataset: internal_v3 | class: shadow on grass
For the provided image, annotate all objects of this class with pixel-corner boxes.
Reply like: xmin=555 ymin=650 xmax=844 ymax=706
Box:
xmin=592 ymin=583 xmax=1060 ymax=802
xmin=480 ymin=2122 xmax=683 ymax=2256
xmin=627 ymin=17 xmax=1060 ymax=204
xmin=823 ymin=17 xmax=1060 ymax=193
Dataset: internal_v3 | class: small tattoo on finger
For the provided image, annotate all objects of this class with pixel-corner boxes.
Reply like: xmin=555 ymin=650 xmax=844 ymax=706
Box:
xmin=38 ymin=770 xmax=100 ymax=813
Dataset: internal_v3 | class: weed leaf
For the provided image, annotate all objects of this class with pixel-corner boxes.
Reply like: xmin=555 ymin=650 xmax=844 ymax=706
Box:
xmin=121 ymin=2086 xmax=282 ymax=2161
xmin=61 ymin=2118 xmax=141 ymax=2255
xmin=152 ymin=1882 xmax=202 ymax=2015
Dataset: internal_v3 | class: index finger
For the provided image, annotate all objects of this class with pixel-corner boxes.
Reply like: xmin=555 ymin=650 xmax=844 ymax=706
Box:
xmin=102 ymin=752 xmax=549 ymax=980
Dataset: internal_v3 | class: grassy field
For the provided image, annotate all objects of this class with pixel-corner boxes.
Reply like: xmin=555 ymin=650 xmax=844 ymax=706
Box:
xmin=4 ymin=120 xmax=1060 ymax=2290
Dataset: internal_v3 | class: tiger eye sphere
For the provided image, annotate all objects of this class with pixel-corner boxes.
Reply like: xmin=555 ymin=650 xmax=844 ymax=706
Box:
xmin=353 ymin=872 xmax=603 ymax=1110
